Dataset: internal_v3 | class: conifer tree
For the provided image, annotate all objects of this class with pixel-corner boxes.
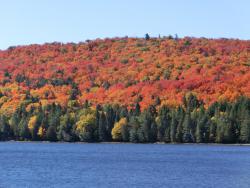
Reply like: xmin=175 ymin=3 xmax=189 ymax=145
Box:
xmin=99 ymin=112 xmax=107 ymax=141
xmin=240 ymin=111 xmax=250 ymax=143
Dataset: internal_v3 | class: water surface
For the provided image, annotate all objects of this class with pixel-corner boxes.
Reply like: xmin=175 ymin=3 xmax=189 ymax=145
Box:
xmin=0 ymin=142 xmax=249 ymax=188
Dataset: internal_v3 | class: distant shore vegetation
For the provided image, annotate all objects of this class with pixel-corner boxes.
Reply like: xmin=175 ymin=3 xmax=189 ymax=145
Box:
xmin=0 ymin=94 xmax=249 ymax=144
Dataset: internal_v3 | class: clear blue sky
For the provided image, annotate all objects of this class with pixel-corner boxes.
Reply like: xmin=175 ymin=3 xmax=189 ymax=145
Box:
xmin=0 ymin=0 xmax=249 ymax=49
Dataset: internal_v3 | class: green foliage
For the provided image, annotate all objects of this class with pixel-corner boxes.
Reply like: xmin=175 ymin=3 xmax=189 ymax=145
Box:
xmin=240 ymin=111 xmax=250 ymax=143
xmin=0 ymin=115 xmax=11 ymax=140
xmin=140 ymin=47 xmax=150 ymax=52
xmin=46 ymin=126 xmax=57 ymax=141
xmin=163 ymin=69 xmax=171 ymax=80
xmin=76 ymin=109 xmax=97 ymax=142
xmin=182 ymin=112 xmax=194 ymax=143
xmin=120 ymin=59 xmax=129 ymax=64
xmin=98 ymin=112 xmax=107 ymax=141
xmin=57 ymin=113 xmax=75 ymax=141
xmin=0 ymin=94 xmax=249 ymax=144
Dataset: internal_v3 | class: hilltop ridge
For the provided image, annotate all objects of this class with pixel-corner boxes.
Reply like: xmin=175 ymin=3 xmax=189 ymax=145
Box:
xmin=0 ymin=36 xmax=249 ymax=114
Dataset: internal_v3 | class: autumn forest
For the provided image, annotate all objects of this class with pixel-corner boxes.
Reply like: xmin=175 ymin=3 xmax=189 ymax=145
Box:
xmin=0 ymin=35 xmax=249 ymax=143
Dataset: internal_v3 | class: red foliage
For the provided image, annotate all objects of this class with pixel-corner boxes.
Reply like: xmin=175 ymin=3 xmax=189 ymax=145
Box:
xmin=0 ymin=37 xmax=249 ymax=113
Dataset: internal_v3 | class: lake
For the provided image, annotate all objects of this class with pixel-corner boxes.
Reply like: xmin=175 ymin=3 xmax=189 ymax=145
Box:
xmin=0 ymin=143 xmax=249 ymax=188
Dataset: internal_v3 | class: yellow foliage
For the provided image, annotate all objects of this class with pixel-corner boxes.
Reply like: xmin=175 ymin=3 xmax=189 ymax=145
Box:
xmin=111 ymin=118 xmax=127 ymax=141
xmin=76 ymin=113 xmax=96 ymax=131
xmin=67 ymin=100 xmax=78 ymax=108
xmin=211 ymin=116 xmax=216 ymax=121
xmin=28 ymin=116 xmax=37 ymax=131
xmin=0 ymin=96 xmax=8 ymax=106
xmin=38 ymin=127 xmax=45 ymax=138
xmin=26 ymin=103 xmax=40 ymax=112
xmin=155 ymin=116 xmax=160 ymax=126
xmin=90 ymin=87 xmax=99 ymax=93
xmin=0 ymin=99 xmax=21 ymax=116
xmin=220 ymin=112 xmax=225 ymax=115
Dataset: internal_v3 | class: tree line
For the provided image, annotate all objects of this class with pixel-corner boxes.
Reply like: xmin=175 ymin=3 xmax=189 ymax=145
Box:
xmin=0 ymin=93 xmax=249 ymax=143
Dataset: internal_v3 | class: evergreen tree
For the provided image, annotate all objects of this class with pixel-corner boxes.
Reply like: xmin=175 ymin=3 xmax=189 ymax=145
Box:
xmin=120 ymin=106 xmax=128 ymax=118
xmin=137 ymin=127 xmax=145 ymax=143
xmin=164 ymin=126 xmax=171 ymax=143
xmin=129 ymin=128 xmax=138 ymax=143
xmin=105 ymin=105 xmax=115 ymax=141
xmin=57 ymin=113 xmax=74 ymax=141
xmin=46 ymin=126 xmax=57 ymax=141
xmin=9 ymin=111 xmax=20 ymax=138
xmin=134 ymin=103 xmax=141 ymax=116
xmin=29 ymin=115 xmax=41 ymax=141
xmin=182 ymin=112 xmax=194 ymax=143
xmin=209 ymin=121 xmax=216 ymax=143
xmin=157 ymin=106 xmax=170 ymax=142
xmin=121 ymin=123 xmax=130 ymax=142
xmin=195 ymin=107 xmax=207 ymax=143
xmin=240 ymin=111 xmax=250 ymax=143
xmin=140 ymin=107 xmax=157 ymax=142
xmin=99 ymin=112 xmax=107 ymax=141
xmin=183 ymin=93 xmax=200 ymax=112
xmin=0 ymin=115 xmax=11 ymax=140
xmin=175 ymin=107 xmax=184 ymax=142
xmin=48 ymin=104 xmax=61 ymax=127
xmin=175 ymin=121 xmax=183 ymax=143
xmin=145 ymin=33 xmax=150 ymax=40
xmin=170 ymin=111 xmax=178 ymax=142
xmin=223 ymin=116 xmax=236 ymax=143
xmin=215 ymin=116 xmax=225 ymax=143
xmin=129 ymin=117 xmax=140 ymax=143
xmin=154 ymin=96 xmax=161 ymax=106
xmin=150 ymin=121 xmax=158 ymax=142
xmin=19 ymin=116 xmax=31 ymax=140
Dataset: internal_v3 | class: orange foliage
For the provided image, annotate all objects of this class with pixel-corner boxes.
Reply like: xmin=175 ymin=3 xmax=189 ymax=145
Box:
xmin=0 ymin=37 xmax=249 ymax=113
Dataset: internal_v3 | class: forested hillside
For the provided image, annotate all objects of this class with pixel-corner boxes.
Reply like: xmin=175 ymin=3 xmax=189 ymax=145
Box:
xmin=0 ymin=36 xmax=249 ymax=143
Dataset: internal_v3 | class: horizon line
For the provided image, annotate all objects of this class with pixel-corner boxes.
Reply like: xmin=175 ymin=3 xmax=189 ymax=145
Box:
xmin=1 ymin=34 xmax=250 ymax=51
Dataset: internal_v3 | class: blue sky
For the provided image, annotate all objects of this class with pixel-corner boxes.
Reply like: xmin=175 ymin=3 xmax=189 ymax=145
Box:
xmin=0 ymin=0 xmax=249 ymax=49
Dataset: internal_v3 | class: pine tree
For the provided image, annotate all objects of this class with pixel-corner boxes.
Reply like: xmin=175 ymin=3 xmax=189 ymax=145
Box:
xmin=170 ymin=111 xmax=178 ymax=143
xmin=195 ymin=107 xmax=207 ymax=143
xmin=215 ymin=116 xmax=226 ymax=143
xmin=129 ymin=128 xmax=138 ymax=143
xmin=141 ymin=108 xmax=156 ymax=142
xmin=150 ymin=121 xmax=158 ymax=142
xmin=129 ymin=117 xmax=140 ymax=143
xmin=98 ymin=112 xmax=107 ymax=141
xmin=0 ymin=115 xmax=11 ymax=140
xmin=157 ymin=106 xmax=170 ymax=142
xmin=9 ymin=111 xmax=20 ymax=138
xmin=134 ymin=103 xmax=141 ymax=116
xmin=175 ymin=107 xmax=184 ymax=142
xmin=57 ymin=113 xmax=73 ymax=141
xmin=105 ymin=106 xmax=115 ymax=141
xmin=195 ymin=122 xmax=202 ymax=143
xmin=137 ymin=127 xmax=145 ymax=143
xmin=240 ymin=111 xmax=250 ymax=143
xmin=182 ymin=112 xmax=194 ymax=143
xmin=19 ymin=117 xmax=31 ymax=140
xmin=46 ymin=126 xmax=57 ymax=142
xmin=121 ymin=124 xmax=130 ymax=142
xmin=183 ymin=93 xmax=200 ymax=112
xmin=209 ymin=122 xmax=216 ymax=143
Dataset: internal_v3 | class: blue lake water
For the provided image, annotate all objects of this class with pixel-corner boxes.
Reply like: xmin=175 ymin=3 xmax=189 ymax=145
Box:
xmin=0 ymin=142 xmax=249 ymax=188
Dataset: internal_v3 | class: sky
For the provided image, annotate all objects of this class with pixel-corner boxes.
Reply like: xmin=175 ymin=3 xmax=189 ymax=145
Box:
xmin=0 ymin=0 xmax=249 ymax=49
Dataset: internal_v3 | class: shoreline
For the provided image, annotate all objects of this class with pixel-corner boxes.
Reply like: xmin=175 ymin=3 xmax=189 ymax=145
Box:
xmin=1 ymin=140 xmax=250 ymax=146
